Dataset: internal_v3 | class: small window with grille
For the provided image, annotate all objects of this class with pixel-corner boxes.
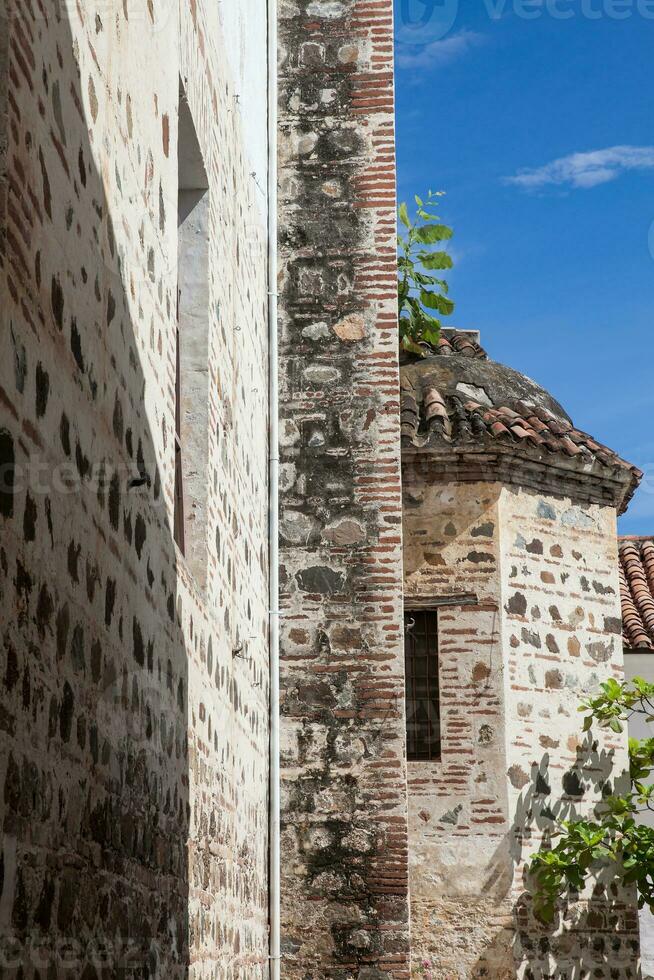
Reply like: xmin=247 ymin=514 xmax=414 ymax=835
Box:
xmin=404 ymin=610 xmax=441 ymax=761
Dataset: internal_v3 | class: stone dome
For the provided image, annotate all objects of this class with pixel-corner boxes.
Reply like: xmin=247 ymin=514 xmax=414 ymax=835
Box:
xmin=400 ymin=332 xmax=641 ymax=515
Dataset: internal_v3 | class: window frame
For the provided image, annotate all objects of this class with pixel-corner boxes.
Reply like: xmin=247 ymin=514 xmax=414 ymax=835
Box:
xmin=404 ymin=608 xmax=442 ymax=762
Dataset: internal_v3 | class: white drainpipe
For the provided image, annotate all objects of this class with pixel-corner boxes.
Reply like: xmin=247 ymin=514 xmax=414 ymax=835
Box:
xmin=267 ymin=0 xmax=280 ymax=974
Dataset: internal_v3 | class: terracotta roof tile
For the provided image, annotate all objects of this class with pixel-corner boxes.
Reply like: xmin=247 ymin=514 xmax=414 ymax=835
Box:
xmin=435 ymin=332 xmax=487 ymax=359
xmin=619 ymin=538 xmax=654 ymax=651
xmin=406 ymin=388 xmax=635 ymax=473
xmin=401 ymin=387 xmax=642 ymax=515
xmin=401 ymin=332 xmax=643 ymax=515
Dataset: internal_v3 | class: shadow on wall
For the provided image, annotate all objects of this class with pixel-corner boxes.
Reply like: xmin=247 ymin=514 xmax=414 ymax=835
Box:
xmin=0 ymin=3 xmax=189 ymax=974
xmin=473 ymin=741 xmax=640 ymax=980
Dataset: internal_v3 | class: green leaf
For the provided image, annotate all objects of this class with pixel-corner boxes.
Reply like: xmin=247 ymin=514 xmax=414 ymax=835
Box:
xmin=422 ymin=313 xmax=442 ymax=331
xmin=419 ymin=251 xmax=454 ymax=270
xmin=420 ymin=289 xmax=443 ymax=311
xmin=415 ymin=224 xmax=453 ymax=245
xmin=422 ymin=326 xmax=440 ymax=346
xmin=401 ymin=336 xmax=426 ymax=357
xmin=420 ymin=292 xmax=455 ymax=316
xmin=412 ymin=272 xmax=439 ymax=287
xmin=535 ymin=901 xmax=556 ymax=924
xmin=398 ymin=190 xmax=456 ymax=356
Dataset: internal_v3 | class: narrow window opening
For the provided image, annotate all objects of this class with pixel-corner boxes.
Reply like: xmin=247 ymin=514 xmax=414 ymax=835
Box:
xmin=175 ymin=79 xmax=210 ymax=588
xmin=404 ymin=610 xmax=441 ymax=761
xmin=173 ymin=324 xmax=185 ymax=553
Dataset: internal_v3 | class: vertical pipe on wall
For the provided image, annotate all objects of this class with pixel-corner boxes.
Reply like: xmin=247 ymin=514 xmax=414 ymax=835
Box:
xmin=267 ymin=0 xmax=280 ymax=974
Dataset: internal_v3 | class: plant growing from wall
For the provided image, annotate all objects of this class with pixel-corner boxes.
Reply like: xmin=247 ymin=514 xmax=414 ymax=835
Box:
xmin=530 ymin=677 xmax=654 ymax=923
xmin=398 ymin=190 xmax=455 ymax=356
xmin=413 ymin=959 xmax=435 ymax=979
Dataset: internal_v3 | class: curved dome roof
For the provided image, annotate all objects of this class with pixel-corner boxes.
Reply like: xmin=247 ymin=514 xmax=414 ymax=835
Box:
xmin=400 ymin=332 xmax=641 ymax=515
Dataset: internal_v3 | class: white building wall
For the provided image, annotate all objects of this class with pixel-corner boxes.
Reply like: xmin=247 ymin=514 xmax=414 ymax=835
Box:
xmin=0 ymin=0 xmax=271 ymax=974
xmin=218 ymin=0 xmax=269 ymax=191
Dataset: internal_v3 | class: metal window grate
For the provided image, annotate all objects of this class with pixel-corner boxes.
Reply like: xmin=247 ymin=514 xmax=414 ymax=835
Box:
xmin=404 ymin=610 xmax=441 ymax=761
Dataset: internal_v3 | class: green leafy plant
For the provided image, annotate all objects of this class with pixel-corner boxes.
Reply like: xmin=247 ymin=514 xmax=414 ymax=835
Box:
xmin=530 ymin=677 xmax=654 ymax=923
xmin=397 ymin=190 xmax=455 ymax=357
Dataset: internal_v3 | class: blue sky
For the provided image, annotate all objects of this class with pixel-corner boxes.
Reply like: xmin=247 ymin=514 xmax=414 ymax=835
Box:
xmin=394 ymin=0 xmax=654 ymax=534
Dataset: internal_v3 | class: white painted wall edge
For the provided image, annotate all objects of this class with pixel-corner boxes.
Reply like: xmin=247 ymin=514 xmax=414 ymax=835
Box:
xmin=267 ymin=0 xmax=280 ymax=973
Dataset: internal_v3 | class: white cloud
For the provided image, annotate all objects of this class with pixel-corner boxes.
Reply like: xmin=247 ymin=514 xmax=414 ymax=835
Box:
xmin=505 ymin=146 xmax=654 ymax=191
xmin=395 ymin=30 xmax=485 ymax=71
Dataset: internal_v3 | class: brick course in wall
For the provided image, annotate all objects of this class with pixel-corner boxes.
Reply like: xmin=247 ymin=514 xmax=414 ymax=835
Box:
xmin=277 ymin=0 xmax=410 ymax=976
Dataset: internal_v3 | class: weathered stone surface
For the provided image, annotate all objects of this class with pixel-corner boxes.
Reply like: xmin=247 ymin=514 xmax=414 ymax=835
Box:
xmin=0 ymin=2 xmax=270 ymax=975
xmin=322 ymin=517 xmax=367 ymax=546
xmin=332 ymin=312 xmax=366 ymax=342
xmin=402 ymin=462 xmax=639 ymax=976
xmin=403 ymin=479 xmax=512 ymax=976
xmin=278 ymin=0 xmax=410 ymax=974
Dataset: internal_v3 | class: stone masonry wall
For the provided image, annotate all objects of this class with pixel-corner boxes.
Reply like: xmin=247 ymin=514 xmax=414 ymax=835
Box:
xmin=277 ymin=0 xmax=411 ymax=976
xmin=501 ymin=486 xmax=639 ymax=979
xmin=402 ymin=465 xmax=639 ymax=979
xmin=402 ymin=474 xmax=513 ymax=979
xmin=0 ymin=1 xmax=270 ymax=976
